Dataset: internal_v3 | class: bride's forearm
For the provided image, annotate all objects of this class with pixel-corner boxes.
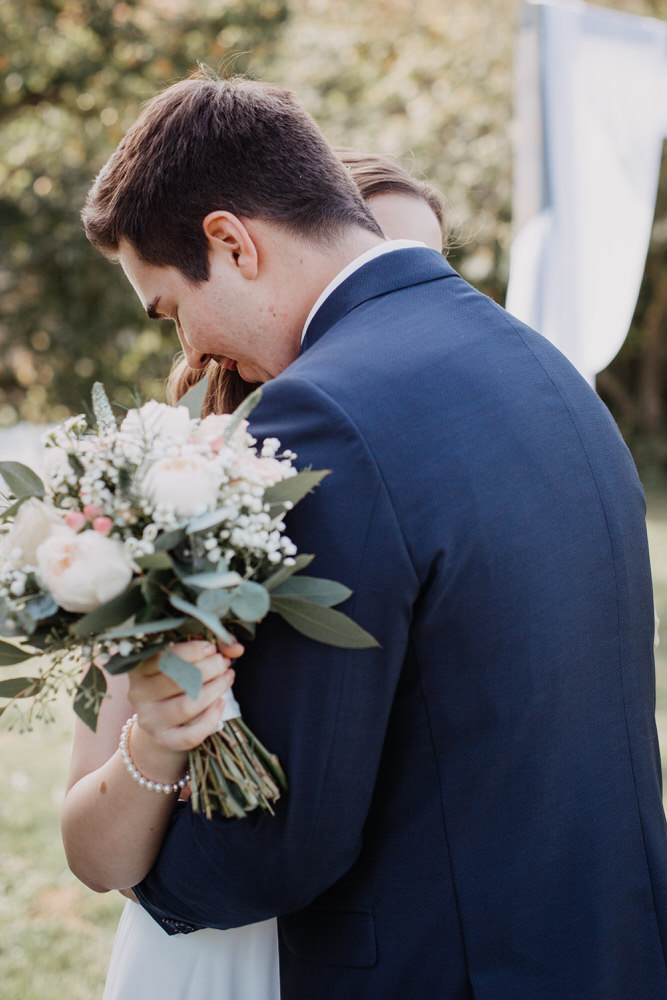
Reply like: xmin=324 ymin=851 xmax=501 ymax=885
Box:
xmin=61 ymin=641 xmax=237 ymax=892
xmin=61 ymin=738 xmax=188 ymax=892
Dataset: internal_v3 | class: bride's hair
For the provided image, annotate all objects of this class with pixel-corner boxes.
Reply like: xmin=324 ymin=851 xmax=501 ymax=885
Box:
xmin=333 ymin=148 xmax=449 ymax=252
xmin=165 ymin=148 xmax=447 ymax=416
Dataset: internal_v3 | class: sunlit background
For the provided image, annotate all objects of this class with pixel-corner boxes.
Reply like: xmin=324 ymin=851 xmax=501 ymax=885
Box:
xmin=1 ymin=0 xmax=665 ymax=462
xmin=1 ymin=1 xmax=666 ymax=995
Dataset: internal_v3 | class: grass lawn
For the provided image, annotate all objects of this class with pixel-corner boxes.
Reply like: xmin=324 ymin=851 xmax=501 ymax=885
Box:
xmin=0 ymin=487 xmax=666 ymax=997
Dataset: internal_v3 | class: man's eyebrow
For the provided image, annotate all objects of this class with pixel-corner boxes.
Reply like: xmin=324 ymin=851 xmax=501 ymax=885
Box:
xmin=146 ymin=296 xmax=161 ymax=320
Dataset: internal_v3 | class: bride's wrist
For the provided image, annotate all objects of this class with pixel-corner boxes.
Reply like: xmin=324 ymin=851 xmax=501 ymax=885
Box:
xmin=119 ymin=715 xmax=190 ymax=792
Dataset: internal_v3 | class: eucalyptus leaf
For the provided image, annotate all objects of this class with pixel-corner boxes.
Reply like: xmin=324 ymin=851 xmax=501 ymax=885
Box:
xmin=73 ymin=663 xmax=107 ymax=732
xmin=23 ymin=593 xmax=60 ymax=622
xmin=92 ymin=382 xmax=117 ymax=435
xmin=270 ymin=597 xmax=380 ymax=649
xmin=180 ymin=569 xmax=242 ymax=590
xmin=185 ymin=509 xmax=229 ymax=536
xmin=0 ymin=639 xmax=38 ymax=666
xmin=140 ymin=573 xmax=170 ymax=612
xmin=224 ymin=387 xmax=263 ymax=441
xmin=70 ymin=585 xmax=145 ymax=637
xmin=154 ymin=527 xmax=186 ymax=551
xmin=263 ymin=469 xmax=330 ymax=517
xmin=270 ymin=576 xmax=352 ymax=607
xmin=229 ymin=581 xmax=270 ymax=622
xmin=0 ymin=461 xmax=45 ymax=499
xmin=263 ymin=553 xmax=315 ymax=590
xmin=168 ymin=593 xmax=235 ymax=644
xmin=0 ymin=676 xmax=43 ymax=698
xmin=197 ymin=590 xmax=232 ymax=617
xmin=100 ymin=616 xmax=188 ymax=640
xmin=0 ymin=496 xmax=31 ymax=521
xmin=158 ymin=648 xmax=203 ymax=701
xmin=11 ymin=595 xmax=57 ymax=638
xmin=180 ymin=374 xmax=209 ymax=420
xmin=105 ymin=642 xmax=166 ymax=675
xmin=14 ymin=605 xmax=41 ymax=636
xmin=135 ymin=551 xmax=174 ymax=571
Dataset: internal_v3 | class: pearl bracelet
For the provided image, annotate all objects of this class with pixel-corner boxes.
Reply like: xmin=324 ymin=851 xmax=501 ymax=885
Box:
xmin=119 ymin=714 xmax=190 ymax=795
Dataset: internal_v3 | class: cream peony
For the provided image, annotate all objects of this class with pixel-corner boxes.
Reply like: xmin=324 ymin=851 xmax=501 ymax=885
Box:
xmin=36 ymin=530 xmax=134 ymax=613
xmin=196 ymin=413 xmax=250 ymax=448
xmin=6 ymin=497 xmax=70 ymax=566
xmin=120 ymin=401 xmax=192 ymax=445
xmin=141 ymin=454 xmax=219 ymax=518
xmin=229 ymin=454 xmax=290 ymax=488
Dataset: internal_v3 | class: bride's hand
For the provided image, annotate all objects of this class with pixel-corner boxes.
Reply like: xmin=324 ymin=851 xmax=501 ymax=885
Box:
xmin=126 ymin=639 xmax=243 ymax=778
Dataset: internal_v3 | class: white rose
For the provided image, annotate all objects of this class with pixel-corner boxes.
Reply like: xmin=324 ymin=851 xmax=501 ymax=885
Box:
xmin=229 ymin=454 xmax=290 ymax=488
xmin=6 ymin=497 xmax=69 ymax=566
xmin=120 ymin=401 xmax=193 ymax=445
xmin=36 ymin=530 xmax=134 ymax=613
xmin=196 ymin=413 xmax=250 ymax=447
xmin=141 ymin=454 xmax=219 ymax=518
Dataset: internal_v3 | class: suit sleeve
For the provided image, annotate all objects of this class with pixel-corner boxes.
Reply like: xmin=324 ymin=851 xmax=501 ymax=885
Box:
xmin=133 ymin=375 xmax=419 ymax=931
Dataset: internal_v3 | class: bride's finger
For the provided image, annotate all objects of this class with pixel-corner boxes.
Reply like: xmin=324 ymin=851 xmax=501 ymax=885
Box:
xmin=215 ymin=640 xmax=245 ymax=660
xmin=167 ymin=695 xmax=232 ymax=751
xmin=129 ymin=650 xmax=234 ymax=707
xmin=133 ymin=640 xmax=218 ymax=678
xmin=137 ymin=668 xmax=235 ymax=738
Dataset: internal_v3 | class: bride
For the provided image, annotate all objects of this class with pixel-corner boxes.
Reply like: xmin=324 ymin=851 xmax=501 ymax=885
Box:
xmin=61 ymin=150 xmax=445 ymax=1000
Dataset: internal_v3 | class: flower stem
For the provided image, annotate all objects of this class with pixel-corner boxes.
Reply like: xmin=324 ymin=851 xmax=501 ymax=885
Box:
xmin=188 ymin=717 xmax=287 ymax=819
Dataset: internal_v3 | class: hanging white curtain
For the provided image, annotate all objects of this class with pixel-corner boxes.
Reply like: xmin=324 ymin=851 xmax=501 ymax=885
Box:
xmin=506 ymin=0 xmax=667 ymax=385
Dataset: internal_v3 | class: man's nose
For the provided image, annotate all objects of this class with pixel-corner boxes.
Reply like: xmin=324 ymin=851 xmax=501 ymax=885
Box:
xmin=179 ymin=339 xmax=209 ymax=370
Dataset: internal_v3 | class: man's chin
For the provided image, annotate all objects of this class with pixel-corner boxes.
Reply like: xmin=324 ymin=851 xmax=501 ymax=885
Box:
xmin=236 ymin=365 xmax=267 ymax=384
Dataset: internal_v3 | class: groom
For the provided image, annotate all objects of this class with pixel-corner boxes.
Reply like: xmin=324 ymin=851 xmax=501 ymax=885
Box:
xmin=83 ymin=74 xmax=667 ymax=998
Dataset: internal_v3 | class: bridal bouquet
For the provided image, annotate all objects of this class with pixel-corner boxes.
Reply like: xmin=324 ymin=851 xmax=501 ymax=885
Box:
xmin=0 ymin=382 xmax=377 ymax=818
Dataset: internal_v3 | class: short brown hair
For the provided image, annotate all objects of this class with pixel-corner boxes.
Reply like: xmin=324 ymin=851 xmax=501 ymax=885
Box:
xmin=167 ymin=147 xmax=449 ymax=416
xmin=83 ymin=72 xmax=382 ymax=282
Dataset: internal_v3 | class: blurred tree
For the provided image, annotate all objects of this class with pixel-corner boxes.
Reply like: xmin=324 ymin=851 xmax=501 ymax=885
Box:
xmin=272 ymin=0 xmax=666 ymax=474
xmin=1 ymin=0 xmax=665 ymax=475
xmin=0 ymin=0 xmax=288 ymax=422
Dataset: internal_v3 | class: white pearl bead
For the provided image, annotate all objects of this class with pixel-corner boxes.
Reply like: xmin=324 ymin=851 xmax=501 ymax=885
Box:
xmin=119 ymin=714 xmax=188 ymax=794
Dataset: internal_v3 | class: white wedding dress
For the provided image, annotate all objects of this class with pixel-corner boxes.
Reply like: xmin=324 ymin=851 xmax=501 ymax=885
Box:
xmin=103 ymin=899 xmax=280 ymax=999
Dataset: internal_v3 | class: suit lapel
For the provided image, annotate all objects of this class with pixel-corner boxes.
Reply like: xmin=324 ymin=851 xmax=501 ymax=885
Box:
xmin=300 ymin=248 xmax=457 ymax=353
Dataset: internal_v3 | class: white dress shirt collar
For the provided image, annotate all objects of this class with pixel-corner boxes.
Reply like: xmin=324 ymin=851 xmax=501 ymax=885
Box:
xmin=300 ymin=240 xmax=425 ymax=344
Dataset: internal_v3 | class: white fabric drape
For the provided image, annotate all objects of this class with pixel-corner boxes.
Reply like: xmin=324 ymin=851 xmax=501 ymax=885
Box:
xmin=506 ymin=0 xmax=667 ymax=384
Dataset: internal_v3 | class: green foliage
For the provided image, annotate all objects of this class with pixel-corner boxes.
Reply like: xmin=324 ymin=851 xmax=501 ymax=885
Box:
xmin=270 ymin=594 xmax=380 ymax=647
xmin=0 ymin=0 xmax=289 ymax=423
xmin=0 ymin=0 xmax=665 ymax=466
xmin=72 ymin=660 xmax=106 ymax=730
xmin=157 ymin=646 xmax=202 ymax=701
xmin=0 ymin=639 xmax=37 ymax=665
xmin=0 ymin=461 xmax=45 ymax=499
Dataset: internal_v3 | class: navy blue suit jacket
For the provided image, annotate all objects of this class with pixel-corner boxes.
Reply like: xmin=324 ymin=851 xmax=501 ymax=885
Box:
xmin=135 ymin=250 xmax=667 ymax=999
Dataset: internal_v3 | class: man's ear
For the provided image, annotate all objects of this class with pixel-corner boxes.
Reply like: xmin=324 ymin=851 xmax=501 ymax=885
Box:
xmin=202 ymin=211 xmax=258 ymax=280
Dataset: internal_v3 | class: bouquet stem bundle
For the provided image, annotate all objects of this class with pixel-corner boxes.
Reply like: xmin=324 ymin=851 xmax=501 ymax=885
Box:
xmin=0 ymin=383 xmax=377 ymax=819
xmin=189 ymin=720 xmax=287 ymax=819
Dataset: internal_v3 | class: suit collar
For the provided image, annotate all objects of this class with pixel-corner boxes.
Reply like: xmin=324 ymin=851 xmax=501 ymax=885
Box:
xmin=300 ymin=248 xmax=456 ymax=353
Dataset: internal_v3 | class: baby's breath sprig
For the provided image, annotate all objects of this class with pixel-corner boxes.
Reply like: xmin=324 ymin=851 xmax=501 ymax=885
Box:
xmin=0 ymin=383 xmax=378 ymax=818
